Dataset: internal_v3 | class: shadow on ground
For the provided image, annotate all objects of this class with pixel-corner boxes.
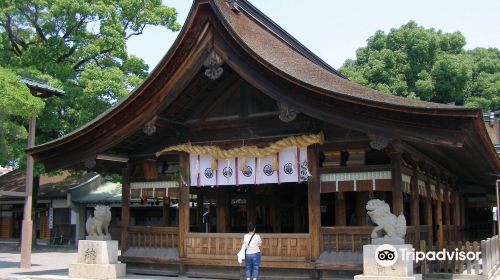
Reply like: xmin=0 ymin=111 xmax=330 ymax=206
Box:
xmin=13 ymin=269 xmax=67 ymax=276
xmin=0 ymin=261 xmax=40 ymax=269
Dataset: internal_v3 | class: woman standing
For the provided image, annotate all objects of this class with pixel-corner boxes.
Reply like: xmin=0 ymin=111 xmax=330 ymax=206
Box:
xmin=243 ymin=222 xmax=262 ymax=280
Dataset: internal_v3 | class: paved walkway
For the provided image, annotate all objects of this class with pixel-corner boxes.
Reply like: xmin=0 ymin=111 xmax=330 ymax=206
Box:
xmin=3 ymin=243 xmax=500 ymax=280
xmin=0 ymin=244 xmax=214 ymax=280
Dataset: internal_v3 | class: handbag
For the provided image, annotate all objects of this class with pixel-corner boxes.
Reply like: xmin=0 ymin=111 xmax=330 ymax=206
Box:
xmin=237 ymin=232 xmax=255 ymax=264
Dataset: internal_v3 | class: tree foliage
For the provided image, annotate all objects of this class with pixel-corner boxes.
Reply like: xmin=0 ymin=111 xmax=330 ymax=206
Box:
xmin=340 ymin=21 xmax=500 ymax=110
xmin=0 ymin=0 xmax=180 ymax=167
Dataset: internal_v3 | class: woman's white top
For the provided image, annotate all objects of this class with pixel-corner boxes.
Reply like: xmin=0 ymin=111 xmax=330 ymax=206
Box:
xmin=243 ymin=233 xmax=262 ymax=255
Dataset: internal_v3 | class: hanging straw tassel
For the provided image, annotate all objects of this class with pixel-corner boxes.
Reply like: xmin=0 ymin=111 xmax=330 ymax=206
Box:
xmin=271 ymin=153 xmax=279 ymax=171
xmin=211 ymin=158 xmax=217 ymax=170
xmin=239 ymin=157 xmax=247 ymax=172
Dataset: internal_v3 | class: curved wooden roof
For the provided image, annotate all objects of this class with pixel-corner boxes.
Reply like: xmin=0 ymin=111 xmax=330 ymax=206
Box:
xmin=27 ymin=0 xmax=499 ymax=184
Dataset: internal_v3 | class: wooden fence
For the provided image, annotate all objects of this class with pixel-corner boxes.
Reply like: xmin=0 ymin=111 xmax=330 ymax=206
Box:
xmin=185 ymin=233 xmax=310 ymax=261
xmin=127 ymin=226 xmax=178 ymax=248
xmin=320 ymin=226 xmax=418 ymax=252
xmin=420 ymin=235 xmax=500 ymax=279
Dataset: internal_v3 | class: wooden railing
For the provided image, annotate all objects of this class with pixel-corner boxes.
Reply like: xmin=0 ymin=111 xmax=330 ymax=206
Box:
xmin=320 ymin=226 xmax=372 ymax=252
xmin=127 ymin=226 xmax=178 ymax=248
xmin=420 ymin=225 xmax=430 ymax=244
xmin=320 ymin=225 xmax=440 ymax=252
xmin=185 ymin=233 xmax=310 ymax=260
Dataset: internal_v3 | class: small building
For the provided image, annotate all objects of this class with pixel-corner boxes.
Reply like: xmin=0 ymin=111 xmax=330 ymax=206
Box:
xmin=0 ymin=171 xmax=101 ymax=244
xmin=26 ymin=0 xmax=500 ymax=278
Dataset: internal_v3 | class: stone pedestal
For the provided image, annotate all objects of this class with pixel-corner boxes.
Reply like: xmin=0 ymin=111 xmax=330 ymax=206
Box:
xmin=69 ymin=240 xmax=126 ymax=279
xmin=86 ymin=235 xmax=112 ymax=241
xmin=354 ymin=244 xmax=422 ymax=280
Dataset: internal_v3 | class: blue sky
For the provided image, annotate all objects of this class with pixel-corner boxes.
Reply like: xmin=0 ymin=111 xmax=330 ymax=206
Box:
xmin=127 ymin=0 xmax=500 ymax=71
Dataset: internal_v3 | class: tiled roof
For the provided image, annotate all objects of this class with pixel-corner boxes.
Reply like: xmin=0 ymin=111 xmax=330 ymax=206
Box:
xmin=214 ymin=0 xmax=459 ymax=110
xmin=20 ymin=76 xmax=65 ymax=96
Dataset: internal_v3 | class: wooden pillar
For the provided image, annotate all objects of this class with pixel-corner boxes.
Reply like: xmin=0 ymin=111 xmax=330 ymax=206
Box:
xmin=453 ymin=191 xmax=461 ymax=241
xmin=178 ymin=153 xmax=190 ymax=274
xmin=390 ymin=152 xmax=404 ymax=216
xmin=460 ymin=196 xmax=466 ymax=229
xmin=435 ymin=179 xmax=444 ymax=248
xmin=197 ymin=188 xmax=203 ymax=231
xmin=425 ymin=168 xmax=434 ymax=246
xmin=293 ymin=187 xmax=302 ymax=232
xmin=411 ymin=163 xmax=420 ymax=248
xmin=247 ymin=187 xmax=256 ymax=226
xmin=271 ymin=187 xmax=281 ymax=233
xmin=335 ymin=192 xmax=346 ymax=226
xmin=216 ymin=187 xmax=228 ymax=233
xmin=120 ymin=166 xmax=131 ymax=252
xmin=308 ymin=144 xmax=321 ymax=261
xmin=163 ymin=199 xmax=170 ymax=227
xmin=20 ymin=117 xmax=35 ymax=269
xmin=355 ymin=192 xmax=366 ymax=226
xmin=444 ymin=184 xmax=451 ymax=244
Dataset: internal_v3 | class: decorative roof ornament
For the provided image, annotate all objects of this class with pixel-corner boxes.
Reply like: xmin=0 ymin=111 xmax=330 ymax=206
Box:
xmin=203 ymin=51 xmax=224 ymax=80
xmin=278 ymin=102 xmax=298 ymax=123
xmin=368 ymin=134 xmax=390 ymax=150
xmin=225 ymin=0 xmax=240 ymax=13
xmin=143 ymin=116 xmax=158 ymax=136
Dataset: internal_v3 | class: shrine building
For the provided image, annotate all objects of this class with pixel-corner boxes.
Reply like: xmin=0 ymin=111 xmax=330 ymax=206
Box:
xmin=27 ymin=0 xmax=500 ymax=278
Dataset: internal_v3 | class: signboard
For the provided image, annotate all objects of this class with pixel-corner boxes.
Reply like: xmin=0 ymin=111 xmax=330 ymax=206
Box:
xmin=48 ymin=207 xmax=53 ymax=230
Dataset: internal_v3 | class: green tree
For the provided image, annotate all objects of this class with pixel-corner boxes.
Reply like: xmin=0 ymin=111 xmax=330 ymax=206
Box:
xmin=339 ymin=21 xmax=479 ymax=105
xmin=0 ymin=66 xmax=44 ymax=164
xmin=0 ymin=0 xmax=180 ymax=167
xmin=464 ymin=48 xmax=500 ymax=111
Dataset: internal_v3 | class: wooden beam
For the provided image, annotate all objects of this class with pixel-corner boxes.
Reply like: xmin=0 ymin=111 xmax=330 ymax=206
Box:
xmin=435 ymin=181 xmax=444 ymax=248
xmin=121 ymin=166 xmax=131 ymax=252
xmin=335 ymin=193 xmax=346 ymax=226
xmin=0 ymin=191 xmax=26 ymax=197
xmin=247 ymin=186 xmax=256 ymax=226
xmin=390 ymin=152 xmax=404 ymax=215
xmin=216 ymin=187 xmax=228 ymax=233
xmin=271 ymin=187 xmax=281 ymax=233
xmin=355 ymin=192 xmax=366 ymax=226
xmin=308 ymin=144 xmax=321 ymax=261
xmin=178 ymin=152 xmax=190 ymax=274
xmin=411 ymin=162 xmax=420 ymax=249
xmin=293 ymin=187 xmax=302 ymax=232
xmin=20 ymin=117 xmax=36 ymax=269
xmin=425 ymin=168 xmax=434 ymax=246
xmin=163 ymin=200 xmax=170 ymax=227
xmin=444 ymin=184 xmax=451 ymax=244
xmin=197 ymin=188 xmax=203 ymax=231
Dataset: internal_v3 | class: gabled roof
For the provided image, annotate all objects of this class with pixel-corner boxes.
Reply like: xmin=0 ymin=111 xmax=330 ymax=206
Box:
xmin=20 ymin=76 xmax=65 ymax=97
xmin=0 ymin=171 xmax=99 ymax=200
xmin=26 ymin=0 xmax=499 ymax=184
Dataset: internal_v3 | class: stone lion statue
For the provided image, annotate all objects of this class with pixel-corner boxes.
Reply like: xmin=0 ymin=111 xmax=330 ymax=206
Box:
xmin=86 ymin=205 xmax=112 ymax=240
xmin=366 ymin=199 xmax=406 ymax=244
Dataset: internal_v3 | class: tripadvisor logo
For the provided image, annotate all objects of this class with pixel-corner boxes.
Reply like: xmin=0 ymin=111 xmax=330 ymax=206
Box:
xmin=374 ymin=244 xmax=481 ymax=267
xmin=375 ymin=244 xmax=398 ymax=267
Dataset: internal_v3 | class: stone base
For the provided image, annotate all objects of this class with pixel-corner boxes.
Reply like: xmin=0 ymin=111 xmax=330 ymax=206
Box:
xmin=69 ymin=263 xmax=126 ymax=279
xmin=86 ymin=235 xmax=111 ymax=241
xmin=354 ymin=274 xmax=422 ymax=280
xmin=371 ymin=237 xmax=405 ymax=245
xmin=77 ymin=240 xmax=118 ymax=264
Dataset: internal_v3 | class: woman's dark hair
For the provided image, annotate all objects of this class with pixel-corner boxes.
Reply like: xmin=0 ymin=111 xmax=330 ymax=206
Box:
xmin=247 ymin=222 xmax=255 ymax=232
